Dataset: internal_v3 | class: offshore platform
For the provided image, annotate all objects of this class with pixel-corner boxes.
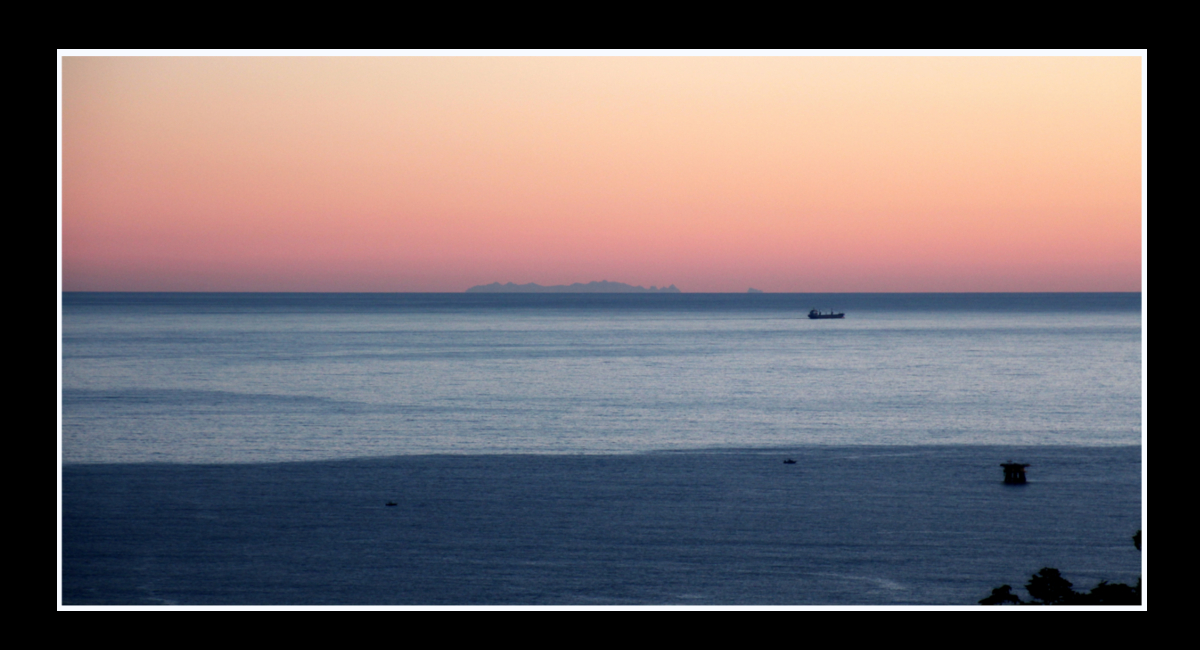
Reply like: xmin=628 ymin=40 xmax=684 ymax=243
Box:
xmin=1000 ymin=461 xmax=1030 ymax=484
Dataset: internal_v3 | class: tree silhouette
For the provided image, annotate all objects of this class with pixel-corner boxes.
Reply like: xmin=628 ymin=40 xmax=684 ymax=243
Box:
xmin=1026 ymin=568 xmax=1079 ymax=605
xmin=978 ymin=584 xmax=1022 ymax=605
xmin=1085 ymin=580 xmax=1140 ymax=605
xmin=980 ymin=530 xmax=1141 ymax=606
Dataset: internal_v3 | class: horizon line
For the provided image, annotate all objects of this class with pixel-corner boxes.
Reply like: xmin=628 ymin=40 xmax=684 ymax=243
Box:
xmin=59 ymin=290 xmax=1143 ymax=295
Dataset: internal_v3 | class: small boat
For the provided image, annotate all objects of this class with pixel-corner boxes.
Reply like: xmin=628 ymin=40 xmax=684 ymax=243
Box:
xmin=783 ymin=459 xmax=797 ymax=464
xmin=385 ymin=501 xmax=398 ymax=506
xmin=808 ymin=309 xmax=844 ymax=319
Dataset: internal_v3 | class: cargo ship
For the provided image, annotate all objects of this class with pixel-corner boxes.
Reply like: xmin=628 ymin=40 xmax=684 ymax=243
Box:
xmin=808 ymin=309 xmax=845 ymax=319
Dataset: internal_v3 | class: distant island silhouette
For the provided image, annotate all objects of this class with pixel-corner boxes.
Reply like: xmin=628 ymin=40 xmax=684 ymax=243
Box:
xmin=466 ymin=281 xmax=681 ymax=293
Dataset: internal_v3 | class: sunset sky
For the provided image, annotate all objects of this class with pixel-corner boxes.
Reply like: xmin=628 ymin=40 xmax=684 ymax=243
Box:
xmin=59 ymin=54 xmax=1144 ymax=292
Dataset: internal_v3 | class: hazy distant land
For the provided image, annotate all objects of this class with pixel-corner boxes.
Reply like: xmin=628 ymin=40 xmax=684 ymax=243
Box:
xmin=466 ymin=281 xmax=681 ymax=293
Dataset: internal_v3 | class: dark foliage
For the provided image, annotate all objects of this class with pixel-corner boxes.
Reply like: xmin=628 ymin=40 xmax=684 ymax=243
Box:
xmin=1085 ymin=580 xmax=1141 ymax=605
xmin=979 ymin=584 xmax=1022 ymax=605
xmin=1026 ymin=567 xmax=1078 ymax=604
xmin=980 ymin=530 xmax=1142 ymax=606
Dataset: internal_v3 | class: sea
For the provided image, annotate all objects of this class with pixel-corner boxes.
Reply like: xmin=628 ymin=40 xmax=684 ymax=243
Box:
xmin=60 ymin=292 xmax=1144 ymax=606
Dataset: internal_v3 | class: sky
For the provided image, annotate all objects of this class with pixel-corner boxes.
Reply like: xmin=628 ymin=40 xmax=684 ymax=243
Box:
xmin=59 ymin=54 xmax=1144 ymax=292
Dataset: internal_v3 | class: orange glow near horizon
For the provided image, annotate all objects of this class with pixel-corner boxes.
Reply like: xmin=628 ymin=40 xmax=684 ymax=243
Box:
xmin=61 ymin=56 xmax=1142 ymax=292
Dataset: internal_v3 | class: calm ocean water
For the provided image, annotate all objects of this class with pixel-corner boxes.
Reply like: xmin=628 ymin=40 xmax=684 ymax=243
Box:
xmin=61 ymin=293 xmax=1141 ymax=463
xmin=60 ymin=293 xmax=1143 ymax=605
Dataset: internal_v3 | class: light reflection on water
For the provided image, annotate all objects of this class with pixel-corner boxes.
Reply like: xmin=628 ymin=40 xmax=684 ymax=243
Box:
xmin=61 ymin=293 xmax=1142 ymax=464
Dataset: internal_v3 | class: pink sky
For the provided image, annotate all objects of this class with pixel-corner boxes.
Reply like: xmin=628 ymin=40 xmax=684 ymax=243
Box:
xmin=60 ymin=55 xmax=1143 ymax=292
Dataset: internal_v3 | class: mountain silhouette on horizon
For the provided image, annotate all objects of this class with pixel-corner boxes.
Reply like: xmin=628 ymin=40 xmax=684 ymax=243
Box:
xmin=466 ymin=281 xmax=681 ymax=293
